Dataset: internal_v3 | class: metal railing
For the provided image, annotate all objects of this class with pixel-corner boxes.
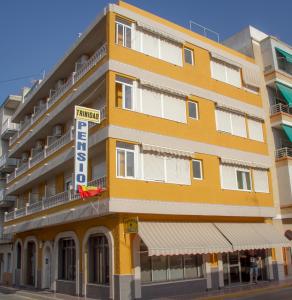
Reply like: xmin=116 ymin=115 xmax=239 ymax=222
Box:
xmin=0 ymin=233 xmax=13 ymax=241
xmin=4 ymin=176 xmax=106 ymax=222
xmin=6 ymin=107 xmax=106 ymax=184
xmin=0 ymin=154 xmax=16 ymax=169
xmin=270 ymin=103 xmax=291 ymax=115
xmin=275 ymin=147 xmax=292 ymax=159
xmin=9 ymin=43 xmax=107 ymax=148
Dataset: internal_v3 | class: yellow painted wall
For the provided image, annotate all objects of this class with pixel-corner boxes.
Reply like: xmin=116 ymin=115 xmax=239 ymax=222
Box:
xmin=108 ymin=138 xmax=273 ymax=207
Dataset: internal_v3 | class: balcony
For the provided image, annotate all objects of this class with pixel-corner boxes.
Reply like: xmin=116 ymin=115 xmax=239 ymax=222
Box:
xmin=1 ymin=118 xmax=19 ymax=140
xmin=0 ymin=233 xmax=13 ymax=243
xmin=270 ymin=103 xmax=292 ymax=129
xmin=0 ymin=154 xmax=17 ymax=173
xmin=4 ymin=176 xmax=106 ymax=222
xmin=275 ymin=147 xmax=292 ymax=160
xmin=9 ymin=43 xmax=107 ymax=148
xmin=0 ymin=189 xmax=16 ymax=208
xmin=6 ymin=105 xmax=106 ymax=184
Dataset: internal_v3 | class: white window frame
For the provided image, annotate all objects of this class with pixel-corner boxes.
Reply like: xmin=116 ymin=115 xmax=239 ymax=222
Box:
xmin=184 ymin=48 xmax=194 ymax=65
xmin=236 ymin=168 xmax=252 ymax=192
xmin=188 ymin=101 xmax=199 ymax=120
xmin=115 ymin=78 xmax=134 ymax=111
xmin=115 ymin=20 xmax=132 ymax=48
xmin=211 ymin=59 xmax=241 ymax=88
xmin=192 ymin=159 xmax=203 ymax=180
xmin=116 ymin=144 xmax=136 ymax=179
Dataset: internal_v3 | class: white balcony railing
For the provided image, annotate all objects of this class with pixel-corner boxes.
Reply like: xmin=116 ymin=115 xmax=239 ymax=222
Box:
xmin=0 ymin=154 xmax=16 ymax=169
xmin=270 ymin=103 xmax=291 ymax=115
xmin=4 ymin=176 xmax=106 ymax=222
xmin=9 ymin=43 xmax=107 ymax=147
xmin=6 ymin=105 xmax=106 ymax=184
xmin=275 ymin=147 xmax=292 ymax=160
xmin=1 ymin=118 xmax=19 ymax=136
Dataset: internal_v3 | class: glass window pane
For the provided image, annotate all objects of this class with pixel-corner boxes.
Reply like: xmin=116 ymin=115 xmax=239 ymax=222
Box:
xmin=152 ymin=256 xmax=167 ymax=282
xmin=244 ymin=172 xmax=251 ymax=190
xmin=126 ymin=151 xmax=134 ymax=177
xmin=169 ymin=255 xmax=183 ymax=280
xmin=125 ymin=26 xmax=132 ymax=48
xmin=188 ymin=102 xmax=198 ymax=119
xmin=116 ymin=142 xmax=134 ymax=150
xmin=117 ymin=149 xmax=126 ymax=177
xmin=184 ymin=48 xmax=193 ymax=64
xmin=184 ymin=255 xmax=198 ymax=279
xmin=237 ymin=171 xmax=243 ymax=189
xmin=124 ymin=85 xmax=133 ymax=110
xmin=192 ymin=160 xmax=202 ymax=179
xmin=141 ymin=252 xmax=152 ymax=282
xmin=116 ymin=23 xmax=124 ymax=45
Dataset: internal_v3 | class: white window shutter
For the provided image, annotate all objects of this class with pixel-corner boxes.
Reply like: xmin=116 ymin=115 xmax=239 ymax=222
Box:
xmin=160 ymin=38 xmax=182 ymax=66
xmin=165 ymin=156 xmax=190 ymax=185
xmin=211 ymin=59 xmax=226 ymax=82
xmin=143 ymin=152 xmax=165 ymax=181
xmin=248 ymin=119 xmax=264 ymax=142
xmin=141 ymin=87 xmax=162 ymax=117
xmin=253 ymin=169 xmax=269 ymax=193
xmin=141 ymin=30 xmax=159 ymax=58
xmin=220 ymin=165 xmax=237 ymax=190
xmin=230 ymin=113 xmax=247 ymax=137
xmin=226 ymin=64 xmax=241 ymax=87
xmin=163 ymin=94 xmax=186 ymax=123
xmin=216 ymin=109 xmax=232 ymax=133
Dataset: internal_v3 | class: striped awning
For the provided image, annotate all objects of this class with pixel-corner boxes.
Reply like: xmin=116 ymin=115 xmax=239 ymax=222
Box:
xmin=138 ymin=221 xmax=233 ymax=256
xmin=215 ymin=223 xmax=290 ymax=251
xmin=220 ymin=158 xmax=269 ymax=170
xmin=142 ymin=144 xmax=193 ymax=158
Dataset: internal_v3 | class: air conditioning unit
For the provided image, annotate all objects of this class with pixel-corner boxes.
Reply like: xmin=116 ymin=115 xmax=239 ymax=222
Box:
xmin=55 ymin=79 xmax=65 ymax=90
xmin=21 ymin=152 xmax=29 ymax=162
xmin=75 ymin=54 xmax=89 ymax=71
xmin=35 ymin=140 xmax=44 ymax=149
xmin=52 ymin=125 xmax=62 ymax=137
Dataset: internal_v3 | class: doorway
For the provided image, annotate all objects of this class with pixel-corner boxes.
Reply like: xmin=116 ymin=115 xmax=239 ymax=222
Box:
xmin=43 ymin=246 xmax=52 ymax=289
xmin=222 ymin=250 xmax=268 ymax=286
xmin=26 ymin=241 xmax=36 ymax=286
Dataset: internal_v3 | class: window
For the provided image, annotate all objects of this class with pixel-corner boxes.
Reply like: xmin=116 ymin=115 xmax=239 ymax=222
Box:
xmin=192 ymin=160 xmax=203 ymax=180
xmin=88 ymin=235 xmax=109 ymax=285
xmin=115 ymin=19 xmax=132 ymax=48
xmin=59 ymin=238 xmax=76 ymax=281
xmin=116 ymin=142 xmax=135 ymax=178
xmin=188 ymin=101 xmax=198 ymax=119
xmin=215 ymin=109 xmax=247 ymax=138
xmin=115 ymin=76 xmax=133 ymax=110
xmin=211 ymin=58 xmax=241 ymax=88
xmin=143 ymin=151 xmax=191 ymax=185
xmin=253 ymin=169 xmax=269 ymax=193
xmin=184 ymin=48 xmax=194 ymax=65
xmin=236 ymin=170 xmax=251 ymax=191
xmin=247 ymin=118 xmax=264 ymax=142
xmin=140 ymin=241 xmax=204 ymax=283
xmin=7 ymin=253 xmax=11 ymax=272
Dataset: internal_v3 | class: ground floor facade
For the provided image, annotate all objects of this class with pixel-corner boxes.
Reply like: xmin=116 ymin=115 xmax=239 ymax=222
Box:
xmin=1 ymin=214 xmax=290 ymax=299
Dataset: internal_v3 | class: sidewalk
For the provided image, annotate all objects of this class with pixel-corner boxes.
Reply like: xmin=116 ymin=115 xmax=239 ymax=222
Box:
xmin=1 ymin=279 xmax=292 ymax=300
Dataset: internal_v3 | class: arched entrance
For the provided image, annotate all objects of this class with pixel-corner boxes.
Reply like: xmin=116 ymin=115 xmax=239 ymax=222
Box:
xmin=42 ymin=243 xmax=53 ymax=289
xmin=26 ymin=241 xmax=36 ymax=286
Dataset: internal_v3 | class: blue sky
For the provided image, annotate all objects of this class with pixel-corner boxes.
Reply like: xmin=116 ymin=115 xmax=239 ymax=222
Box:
xmin=0 ymin=0 xmax=291 ymax=102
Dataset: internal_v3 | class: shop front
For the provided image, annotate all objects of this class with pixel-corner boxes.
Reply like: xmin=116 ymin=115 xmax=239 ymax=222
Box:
xmin=134 ymin=221 xmax=290 ymax=299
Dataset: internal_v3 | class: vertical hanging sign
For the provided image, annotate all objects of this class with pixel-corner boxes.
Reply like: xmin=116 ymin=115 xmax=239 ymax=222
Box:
xmin=74 ymin=106 xmax=100 ymax=190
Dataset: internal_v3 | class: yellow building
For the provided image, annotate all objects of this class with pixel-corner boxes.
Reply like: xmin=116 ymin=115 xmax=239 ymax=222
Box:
xmin=1 ymin=2 xmax=290 ymax=299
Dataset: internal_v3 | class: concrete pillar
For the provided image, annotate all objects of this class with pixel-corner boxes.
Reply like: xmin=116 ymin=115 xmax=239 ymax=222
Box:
xmin=217 ymin=253 xmax=224 ymax=288
xmin=275 ymin=247 xmax=285 ymax=280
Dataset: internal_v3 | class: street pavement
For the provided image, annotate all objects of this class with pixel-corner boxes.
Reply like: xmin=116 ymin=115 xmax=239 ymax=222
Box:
xmin=0 ymin=283 xmax=291 ymax=300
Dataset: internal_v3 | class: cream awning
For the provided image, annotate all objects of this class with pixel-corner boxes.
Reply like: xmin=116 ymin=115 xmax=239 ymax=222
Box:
xmin=138 ymin=221 xmax=233 ymax=256
xmin=142 ymin=144 xmax=193 ymax=158
xmin=220 ymin=158 xmax=269 ymax=170
xmin=215 ymin=223 xmax=290 ymax=251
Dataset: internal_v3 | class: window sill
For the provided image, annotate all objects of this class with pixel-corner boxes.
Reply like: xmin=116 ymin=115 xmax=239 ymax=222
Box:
xmin=141 ymin=277 xmax=206 ymax=286
xmin=87 ymin=283 xmax=110 ymax=287
xmin=57 ymin=279 xmax=76 ymax=283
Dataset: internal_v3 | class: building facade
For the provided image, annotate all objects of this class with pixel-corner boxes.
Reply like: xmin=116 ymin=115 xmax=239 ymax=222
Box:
xmin=225 ymin=26 xmax=292 ymax=279
xmin=0 ymin=2 xmax=290 ymax=299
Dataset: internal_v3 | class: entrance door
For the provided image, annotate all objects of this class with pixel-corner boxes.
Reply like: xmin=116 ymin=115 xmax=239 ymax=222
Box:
xmin=43 ymin=246 xmax=52 ymax=289
xmin=222 ymin=252 xmax=241 ymax=286
xmin=26 ymin=242 xmax=36 ymax=286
